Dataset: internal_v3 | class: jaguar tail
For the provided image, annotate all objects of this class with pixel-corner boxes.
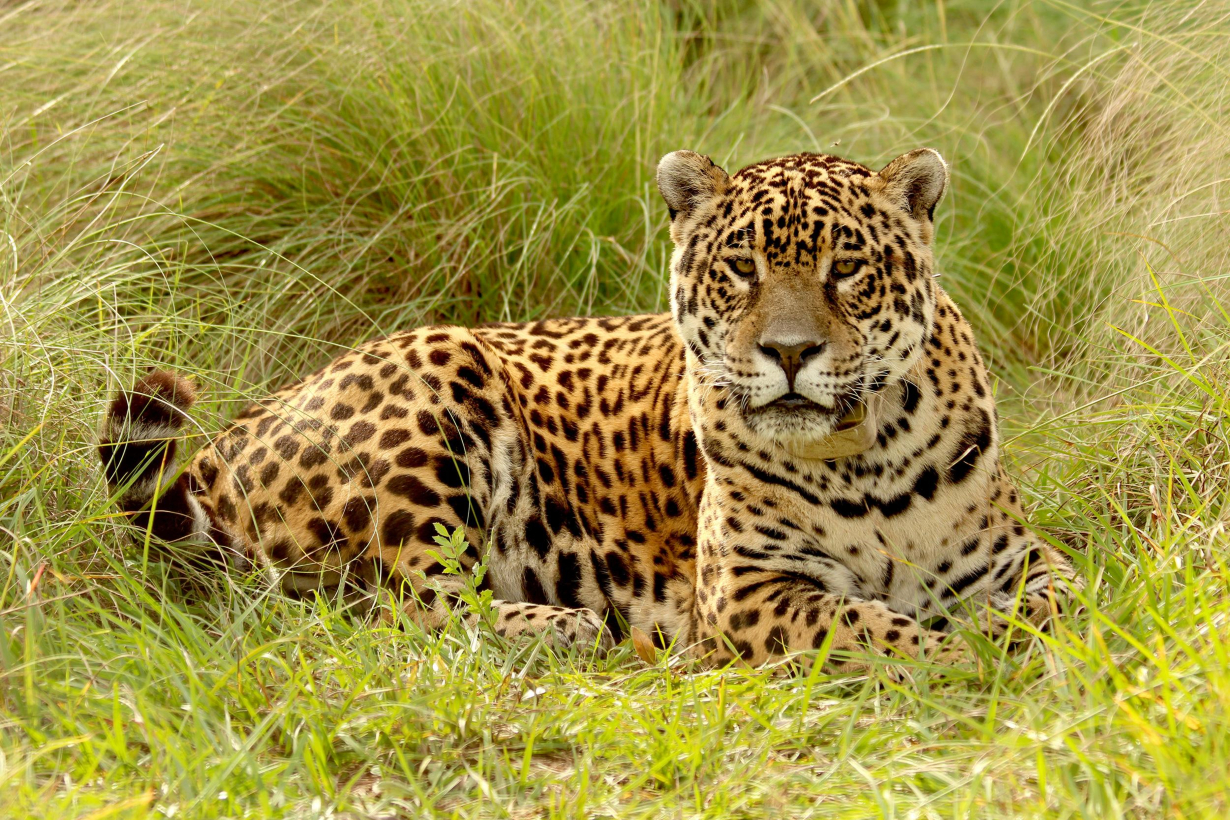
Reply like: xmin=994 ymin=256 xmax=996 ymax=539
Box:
xmin=98 ymin=370 xmax=211 ymax=545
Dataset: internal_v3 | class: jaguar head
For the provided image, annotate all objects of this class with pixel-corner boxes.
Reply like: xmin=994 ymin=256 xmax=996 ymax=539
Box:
xmin=658 ymin=148 xmax=947 ymax=450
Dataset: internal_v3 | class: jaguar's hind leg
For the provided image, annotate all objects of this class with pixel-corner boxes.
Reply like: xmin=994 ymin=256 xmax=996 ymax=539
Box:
xmin=174 ymin=326 xmax=617 ymax=653
xmin=354 ymin=534 xmax=613 ymax=652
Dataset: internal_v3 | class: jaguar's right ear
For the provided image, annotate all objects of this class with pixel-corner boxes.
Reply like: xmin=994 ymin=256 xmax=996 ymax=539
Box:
xmin=656 ymin=151 xmax=730 ymax=229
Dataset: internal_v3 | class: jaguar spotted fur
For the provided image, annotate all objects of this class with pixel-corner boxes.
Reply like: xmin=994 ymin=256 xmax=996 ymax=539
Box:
xmin=99 ymin=148 xmax=1078 ymax=668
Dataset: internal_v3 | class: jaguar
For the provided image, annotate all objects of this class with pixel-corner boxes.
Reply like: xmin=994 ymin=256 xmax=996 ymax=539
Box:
xmin=99 ymin=147 xmax=1079 ymax=668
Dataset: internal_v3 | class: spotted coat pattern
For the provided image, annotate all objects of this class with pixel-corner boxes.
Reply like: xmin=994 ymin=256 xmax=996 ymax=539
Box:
xmin=99 ymin=149 xmax=1079 ymax=668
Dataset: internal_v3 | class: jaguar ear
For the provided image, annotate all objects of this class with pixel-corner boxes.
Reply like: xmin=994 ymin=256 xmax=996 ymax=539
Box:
xmin=656 ymin=150 xmax=730 ymax=225
xmin=878 ymin=148 xmax=949 ymax=227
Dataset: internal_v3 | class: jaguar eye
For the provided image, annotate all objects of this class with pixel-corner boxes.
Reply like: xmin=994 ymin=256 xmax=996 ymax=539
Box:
xmin=730 ymin=257 xmax=756 ymax=277
xmin=832 ymin=259 xmax=862 ymax=279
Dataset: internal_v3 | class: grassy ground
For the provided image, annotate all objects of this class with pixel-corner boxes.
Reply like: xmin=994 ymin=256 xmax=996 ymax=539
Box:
xmin=2 ymin=0 xmax=1229 ymax=816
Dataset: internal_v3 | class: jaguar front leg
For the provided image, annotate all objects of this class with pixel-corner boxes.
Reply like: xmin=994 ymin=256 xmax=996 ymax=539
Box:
xmin=942 ymin=469 xmax=1083 ymax=643
xmin=962 ymin=546 xmax=1082 ymax=643
xmin=691 ymin=570 xmax=965 ymax=669
xmin=686 ymin=518 xmax=961 ymax=669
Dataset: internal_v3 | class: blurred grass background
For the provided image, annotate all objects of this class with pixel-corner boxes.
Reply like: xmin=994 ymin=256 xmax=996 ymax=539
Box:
xmin=2 ymin=0 xmax=1229 ymax=817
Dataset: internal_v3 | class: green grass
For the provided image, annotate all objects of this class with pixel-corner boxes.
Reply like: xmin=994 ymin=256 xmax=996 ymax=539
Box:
xmin=2 ymin=0 xmax=1230 ymax=816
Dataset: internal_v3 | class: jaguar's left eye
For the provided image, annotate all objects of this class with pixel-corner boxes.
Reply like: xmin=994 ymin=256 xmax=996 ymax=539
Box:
xmin=831 ymin=259 xmax=862 ymax=279
xmin=731 ymin=257 xmax=756 ymax=277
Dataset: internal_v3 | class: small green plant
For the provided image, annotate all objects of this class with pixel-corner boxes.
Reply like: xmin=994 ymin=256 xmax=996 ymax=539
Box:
xmin=425 ymin=523 xmax=497 ymax=630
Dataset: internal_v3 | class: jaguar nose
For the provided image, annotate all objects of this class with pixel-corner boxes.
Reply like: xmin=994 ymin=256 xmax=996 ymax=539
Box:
xmin=758 ymin=339 xmax=826 ymax=391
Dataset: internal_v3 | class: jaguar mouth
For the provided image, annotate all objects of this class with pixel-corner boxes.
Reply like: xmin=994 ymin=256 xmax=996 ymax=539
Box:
xmin=767 ymin=392 xmax=815 ymax=410
xmin=752 ymin=389 xmax=866 ymax=430
xmin=760 ymin=388 xmax=861 ymax=415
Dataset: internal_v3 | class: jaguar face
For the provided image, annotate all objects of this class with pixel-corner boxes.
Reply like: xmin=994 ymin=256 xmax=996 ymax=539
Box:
xmin=657 ymin=148 xmax=948 ymax=449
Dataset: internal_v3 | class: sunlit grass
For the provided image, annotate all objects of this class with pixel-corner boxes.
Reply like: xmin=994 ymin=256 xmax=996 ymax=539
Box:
xmin=2 ymin=0 xmax=1229 ymax=817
